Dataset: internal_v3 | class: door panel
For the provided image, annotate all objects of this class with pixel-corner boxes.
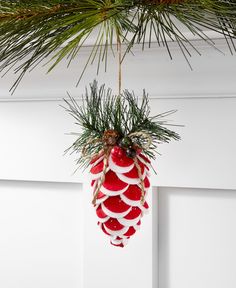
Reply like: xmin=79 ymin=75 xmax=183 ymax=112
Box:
xmin=158 ymin=187 xmax=236 ymax=288
xmin=0 ymin=180 xmax=83 ymax=288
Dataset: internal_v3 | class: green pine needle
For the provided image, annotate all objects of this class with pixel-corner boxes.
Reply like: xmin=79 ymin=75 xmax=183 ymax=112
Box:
xmin=63 ymin=80 xmax=181 ymax=168
xmin=0 ymin=0 xmax=235 ymax=92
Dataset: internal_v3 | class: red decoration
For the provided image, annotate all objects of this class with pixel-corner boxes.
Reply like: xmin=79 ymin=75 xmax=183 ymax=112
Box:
xmin=90 ymin=146 xmax=151 ymax=247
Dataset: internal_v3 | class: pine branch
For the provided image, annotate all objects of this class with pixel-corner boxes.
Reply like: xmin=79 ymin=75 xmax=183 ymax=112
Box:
xmin=127 ymin=0 xmax=236 ymax=63
xmin=63 ymin=80 xmax=181 ymax=167
xmin=0 ymin=0 xmax=134 ymax=93
xmin=0 ymin=0 xmax=235 ymax=91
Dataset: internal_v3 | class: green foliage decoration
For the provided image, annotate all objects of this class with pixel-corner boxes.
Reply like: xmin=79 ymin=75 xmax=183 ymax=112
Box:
xmin=0 ymin=0 xmax=235 ymax=92
xmin=63 ymin=80 xmax=180 ymax=168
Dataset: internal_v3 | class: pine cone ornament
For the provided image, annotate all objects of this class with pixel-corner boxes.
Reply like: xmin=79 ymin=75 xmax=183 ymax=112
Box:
xmin=90 ymin=145 xmax=151 ymax=247
xmin=64 ymin=82 xmax=180 ymax=247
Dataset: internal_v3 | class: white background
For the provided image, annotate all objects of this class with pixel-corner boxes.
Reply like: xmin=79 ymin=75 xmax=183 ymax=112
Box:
xmin=0 ymin=37 xmax=236 ymax=288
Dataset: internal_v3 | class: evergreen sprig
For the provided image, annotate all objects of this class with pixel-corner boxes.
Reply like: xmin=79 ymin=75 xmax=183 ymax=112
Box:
xmin=0 ymin=0 xmax=235 ymax=92
xmin=0 ymin=0 xmax=134 ymax=92
xmin=63 ymin=80 xmax=180 ymax=167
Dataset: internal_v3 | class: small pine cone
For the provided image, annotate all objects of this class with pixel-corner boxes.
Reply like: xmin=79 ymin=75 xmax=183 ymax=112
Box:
xmin=90 ymin=146 xmax=151 ymax=247
xmin=102 ymin=129 xmax=120 ymax=146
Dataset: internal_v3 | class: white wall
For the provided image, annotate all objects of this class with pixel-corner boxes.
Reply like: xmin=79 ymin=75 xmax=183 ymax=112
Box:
xmin=0 ymin=37 xmax=236 ymax=288
xmin=0 ymin=181 xmax=83 ymax=288
xmin=158 ymin=187 xmax=236 ymax=288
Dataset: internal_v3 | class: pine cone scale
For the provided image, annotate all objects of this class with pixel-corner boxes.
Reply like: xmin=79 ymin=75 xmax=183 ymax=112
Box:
xmin=90 ymin=146 xmax=151 ymax=247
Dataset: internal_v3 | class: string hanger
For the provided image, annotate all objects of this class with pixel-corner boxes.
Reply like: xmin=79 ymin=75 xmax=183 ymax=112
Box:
xmin=117 ymin=35 xmax=122 ymax=96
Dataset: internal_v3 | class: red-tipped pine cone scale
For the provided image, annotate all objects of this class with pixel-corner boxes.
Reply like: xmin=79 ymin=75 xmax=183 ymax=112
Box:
xmin=90 ymin=160 xmax=104 ymax=174
xmin=90 ymin=145 xmax=151 ymax=247
xmin=110 ymin=146 xmax=134 ymax=167
xmin=103 ymin=195 xmax=131 ymax=215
